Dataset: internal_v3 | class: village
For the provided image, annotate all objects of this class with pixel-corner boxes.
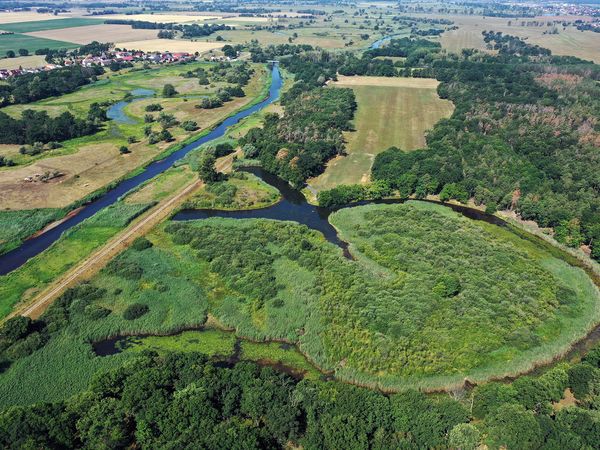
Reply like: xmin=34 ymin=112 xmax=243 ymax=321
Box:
xmin=0 ymin=48 xmax=203 ymax=79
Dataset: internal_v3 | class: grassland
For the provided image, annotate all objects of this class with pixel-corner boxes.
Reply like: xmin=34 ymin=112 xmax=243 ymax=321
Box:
xmin=0 ymin=18 xmax=104 ymax=33
xmin=0 ymin=33 xmax=77 ymax=54
xmin=432 ymin=14 xmax=600 ymax=63
xmin=26 ymin=24 xmax=159 ymax=45
xmin=2 ymin=201 xmax=597 ymax=405
xmin=0 ymin=208 xmax=63 ymax=255
xmin=309 ymin=76 xmax=454 ymax=191
xmin=0 ymin=61 xmax=268 ymax=209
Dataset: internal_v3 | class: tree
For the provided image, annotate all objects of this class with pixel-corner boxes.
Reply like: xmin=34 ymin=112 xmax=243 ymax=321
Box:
xmin=6 ymin=50 xmax=15 ymax=58
xmin=449 ymin=423 xmax=480 ymax=450
xmin=162 ymin=84 xmax=177 ymax=98
xmin=198 ymin=152 xmax=218 ymax=184
xmin=18 ymin=49 xmax=28 ymax=57
xmin=222 ymin=44 xmax=237 ymax=58
xmin=486 ymin=403 xmax=542 ymax=450
xmin=119 ymin=146 xmax=130 ymax=154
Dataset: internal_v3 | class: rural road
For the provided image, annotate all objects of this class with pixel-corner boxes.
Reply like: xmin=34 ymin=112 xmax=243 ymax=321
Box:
xmin=11 ymin=152 xmax=237 ymax=320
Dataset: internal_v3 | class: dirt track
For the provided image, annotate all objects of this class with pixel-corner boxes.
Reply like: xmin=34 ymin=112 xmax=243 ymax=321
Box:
xmin=11 ymin=151 xmax=237 ymax=320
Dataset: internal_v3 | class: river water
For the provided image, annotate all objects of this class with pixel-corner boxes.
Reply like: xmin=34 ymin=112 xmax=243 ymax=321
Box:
xmin=106 ymin=88 xmax=155 ymax=124
xmin=0 ymin=65 xmax=282 ymax=275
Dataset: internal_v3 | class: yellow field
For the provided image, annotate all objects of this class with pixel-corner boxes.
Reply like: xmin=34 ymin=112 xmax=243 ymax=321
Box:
xmin=0 ymin=11 xmax=68 ymax=24
xmin=25 ymin=24 xmax=159 ymax=45
xmin=115 ymin=39 xmax=222 ymax=53
xmin=93 ymin=13 xmax=223 ymax=24
xmin=432 ymin=14 xmax=600 ymax=63
xmin=309 ymin=76 xmax=454 ymax=191
xmin=0 ymin=54 xmax=46 ymax=69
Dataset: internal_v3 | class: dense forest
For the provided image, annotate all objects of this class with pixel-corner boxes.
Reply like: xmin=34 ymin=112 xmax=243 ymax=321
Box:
xmin=271 ymin=36 xmax=600 ymax=261
xmin=0 ymin=104 xmax=105 ymax=145
xmin=0 ymin=66 xmax=104 ymax=107
xmin=240 ymin=87 xmax=356 ymax=187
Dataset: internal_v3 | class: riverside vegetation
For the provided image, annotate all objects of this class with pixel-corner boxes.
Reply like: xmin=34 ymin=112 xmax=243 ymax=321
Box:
xmin=0 ymin=201 xmax=597 ymax=405
xmin=0 ymin=202 xmax=600 ymax=448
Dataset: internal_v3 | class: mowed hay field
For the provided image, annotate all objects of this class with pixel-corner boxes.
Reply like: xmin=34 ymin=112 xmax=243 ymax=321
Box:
xmin=26 ymin=24 xmax=159 ymax=45
xmin=434 ymin=14 xmax=600 ymax=63
xmin=115 ymin=39 xmax=222 ymax=53
xmin=309 ymin=76 xmax=454 ymax=190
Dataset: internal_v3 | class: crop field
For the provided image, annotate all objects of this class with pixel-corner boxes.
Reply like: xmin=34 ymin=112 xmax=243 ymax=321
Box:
xmin=26 ymin=24 xmax=159 ymax=45
xmin=0 ymin=200 xmax=597 ymax=405
xmin=309 ymin=76 xmax=454 ymax=190
xmin=0 ymin=54 xmax=46 ymax=69
xmin=0 ymin=33 xmax=77 ymax=54
xmin=115 ymin=39 xmax=222 ymax=54
xmin=0 ymin=11 xmax=66 ymax=25
xmin=93 ymin=13 xmax=224 ymax=24
xmin=0 ymin=62 xmax=269 ymax=209
xmin=431 ymin=14 xmax=600 ymax=63
xmin=0 ymin=18 xmax=104 ymax=33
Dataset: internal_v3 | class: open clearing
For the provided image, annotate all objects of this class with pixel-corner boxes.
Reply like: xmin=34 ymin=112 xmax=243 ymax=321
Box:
xmin=115 ymin=39 xmax=223 ymax=53
xmin=0 ymin=54 xmax=46 ymax=69
xmin=0 ymin=18 xmax=104 ymax=33
xmin=93 ymin=13 xmax=223 ymax=24
xmin=433 ymin=14 xmax=600 ymax=63
xmin=309 ymin=76 xmax=454 ymax=190
xmin=0 ymin=33 xmax=78 ymax=54
xmin=26 ymin=24 xmax=159 ymax=45
xmin=0 ymin=11 xmax=67 ymax=24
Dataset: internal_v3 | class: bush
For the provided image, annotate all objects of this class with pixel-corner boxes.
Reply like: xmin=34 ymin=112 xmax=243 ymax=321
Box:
xmin=132 ymin=237 xmax=153 ymax=251
xmin=84 ymin=304 xmax=111 ymax=320
xmin=119 ymin=146 xmax=130 ymax=154
xmin=145 ymin=103 xmax=163 ymax=112
xmin=123 ymin=303 xmax=149 ymax=320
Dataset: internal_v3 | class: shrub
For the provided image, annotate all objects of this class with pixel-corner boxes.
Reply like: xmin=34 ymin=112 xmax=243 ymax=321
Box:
xmin=145 ymin=103 xmax=163 ymax=112
xmin=119 ymin=146 xmax=130 ymax=154
xmin=123 ymin=303 xmax=149 ymax=320
xmin=84 ymin=304 xmax=111 ymax=320
xmin=132 ymin=237 xmax=153 ymax=251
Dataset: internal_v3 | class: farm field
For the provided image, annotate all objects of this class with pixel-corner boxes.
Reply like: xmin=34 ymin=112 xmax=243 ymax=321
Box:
xmin=432 ymin=14 xmax=600 ymax=63
xmin=93 ymin=13 xmax=224 ymax=23
xmin=0 ymin=200 xmax=598 ymax=406
xmin=115 ymin=39 xmax=223 ymax=53
xmin=0 ymin=18 xmax=104 ymax=33
xmin=0 ymin=62 xmax=269 ymax=209
xmin=0 ymin=33 xmax=77 ymax=54
xmin=0 ymin=54 xmax=46 ymax=69
xmin=309 ymin=76 xmax=454 ymax=191
xmin=26 ymin=24 xmax=159 ymax=45
xmin=0 ymin=11 xmax=67 ymax=24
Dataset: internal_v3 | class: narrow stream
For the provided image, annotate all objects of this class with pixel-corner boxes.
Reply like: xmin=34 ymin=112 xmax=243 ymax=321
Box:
xmin=0 ymin=64 xmax=282 ymax=275
xmin=106 ymin=88 xmax=154 ymax=124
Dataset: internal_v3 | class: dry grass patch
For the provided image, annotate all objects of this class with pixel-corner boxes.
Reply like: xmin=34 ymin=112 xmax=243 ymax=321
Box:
xmin=115 ymin=39 xmax=222 ymax=54
xmin=25 ymin=24 xmax=159 ymax=45
xmin=309 ymin=77 xmax=453 ymax=191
